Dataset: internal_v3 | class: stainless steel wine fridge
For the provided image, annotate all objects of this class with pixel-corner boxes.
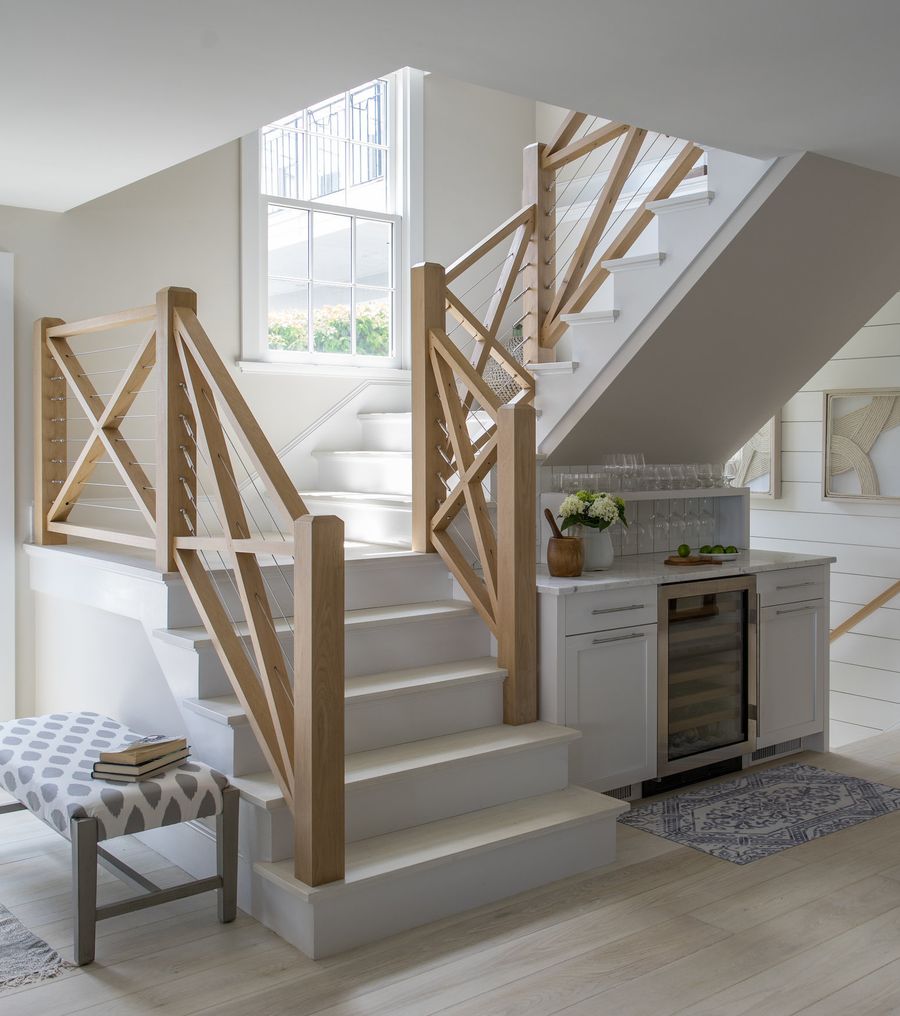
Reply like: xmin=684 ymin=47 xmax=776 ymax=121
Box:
xmin=658 ymin=575 xmax=757 ymax=776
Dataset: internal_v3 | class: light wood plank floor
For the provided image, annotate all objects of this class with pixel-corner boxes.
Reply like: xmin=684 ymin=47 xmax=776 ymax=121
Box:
xmin=6 ymin=732 xmax=900 ymax=1015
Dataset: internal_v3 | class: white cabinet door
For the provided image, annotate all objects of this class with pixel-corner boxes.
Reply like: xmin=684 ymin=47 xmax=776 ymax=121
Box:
xmin=758 ymin=599 xmax=826 ymax=748
xmin=565 ymin=624 xmax=657 ymax=791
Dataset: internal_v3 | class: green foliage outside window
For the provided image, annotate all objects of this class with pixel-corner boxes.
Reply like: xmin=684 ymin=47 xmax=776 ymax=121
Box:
xmin=268 ymin=300 xmax=390 ymax=356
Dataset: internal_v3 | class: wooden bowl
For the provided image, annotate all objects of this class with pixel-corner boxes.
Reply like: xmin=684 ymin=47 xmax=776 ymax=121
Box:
xmin=547 ymin=536 xmax=584 ymax=578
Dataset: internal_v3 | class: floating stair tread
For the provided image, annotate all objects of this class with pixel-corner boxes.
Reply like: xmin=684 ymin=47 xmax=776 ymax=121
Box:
xmin=346 ymin=657 xmax=505 ymax=702
xmin=155 ymin=599 xmax=476 ymax=649
xmin=647 ymin=190 xmax=715 ymax=214
xmin=345 ymin=722 xmax=579 ymax=787
xmin=255 ymin=786 xmax=628 ymax=897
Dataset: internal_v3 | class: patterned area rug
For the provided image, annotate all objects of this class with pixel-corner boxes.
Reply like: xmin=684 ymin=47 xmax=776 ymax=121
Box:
xmin=0 ymin=903 xmax=70 ymax=988
xmin=618 ymin=762 xmax=900 ymax=864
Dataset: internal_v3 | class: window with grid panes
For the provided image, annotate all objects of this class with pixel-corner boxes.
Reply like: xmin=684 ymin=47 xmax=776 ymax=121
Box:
xmin=261 ymin=78 xmax=398 ymax=363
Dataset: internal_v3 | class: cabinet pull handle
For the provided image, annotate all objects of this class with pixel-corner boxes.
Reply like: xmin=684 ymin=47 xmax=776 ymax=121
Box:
xmin=775 ymin=581 xmax=817 ymax=591
xmin=592 ymin=632 xmax=646 ymax=645
xmin=591 ymin=604 xmax=644 ymax=615
xmin=775 ymin=605 xmax=817 ymax=615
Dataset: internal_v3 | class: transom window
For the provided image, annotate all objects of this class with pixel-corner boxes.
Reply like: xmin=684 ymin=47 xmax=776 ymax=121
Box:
xmin=260 ymin=79 xmax=399 ymax=364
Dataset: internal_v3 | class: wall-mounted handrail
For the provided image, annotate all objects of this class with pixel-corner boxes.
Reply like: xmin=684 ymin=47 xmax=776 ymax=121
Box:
xmin=830 ymin=580 xmax=900 ymax=644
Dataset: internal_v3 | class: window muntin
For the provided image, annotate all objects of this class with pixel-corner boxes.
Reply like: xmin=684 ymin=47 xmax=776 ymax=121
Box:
xmin=261 ymin=78 xmax=395 ymax=362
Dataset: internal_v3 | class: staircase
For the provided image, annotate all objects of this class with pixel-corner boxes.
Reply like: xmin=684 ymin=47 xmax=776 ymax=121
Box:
xmin=149 ymin=545 xmax=623 ymax=958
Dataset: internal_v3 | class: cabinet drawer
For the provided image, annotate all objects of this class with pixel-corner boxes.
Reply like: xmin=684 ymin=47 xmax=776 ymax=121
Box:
xmin=757 ymin=567 xmax=825 ymax=608
xmin=565 ymin=585 xmax=657 ymax=636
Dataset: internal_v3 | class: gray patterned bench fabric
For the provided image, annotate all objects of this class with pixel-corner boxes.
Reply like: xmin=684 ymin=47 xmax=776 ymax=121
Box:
xmin=0 ymin=711 xmax=228 ymax=840
xmin=0 ymin=711 xmax=238 ymax=967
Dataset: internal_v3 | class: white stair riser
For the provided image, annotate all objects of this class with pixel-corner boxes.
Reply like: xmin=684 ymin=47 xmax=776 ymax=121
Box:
xmin=171 ymin=556 xmax=456 ymax=631
xmin=316 ymin=455 xmax=411 ymax=495
xmin=138 ymin=793 xmax=292 ymax=872
xmin=346 ymin=615 xmax=491 ymax=678
xmin=305 ymin=497 xmax=412 ymax=548
xmin=183 ymin=674 xmax=504 ymax=776
xmin=168 ymin=613 xmax=490 ymax=699
xmin=254 ymin=811 xmax=620 ymax=958
xmin=181 ymin=711 xmax=267 ymax=778
xmin=347 ymin=677 xmax=503 ymax=753
xmin=346 ymin=741 xmax=570 ymax=842
xmin=358 ymin=414 xmax=412 ymax=452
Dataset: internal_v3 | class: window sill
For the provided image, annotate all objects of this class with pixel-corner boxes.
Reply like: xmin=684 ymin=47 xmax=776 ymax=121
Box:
xmin=237 ymin=359 xmax=411 ymax=381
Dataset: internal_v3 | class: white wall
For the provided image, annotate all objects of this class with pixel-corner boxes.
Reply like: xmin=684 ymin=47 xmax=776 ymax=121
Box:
xmin=750 ymin=291 xmax=900 ymax=748
xmin=0 ymin=72 xmax=535 ymax=716
xmin=0 ymin=254 xmax=13 ymax=719
xmin=423 ymin=75 xmax=536 ymax=264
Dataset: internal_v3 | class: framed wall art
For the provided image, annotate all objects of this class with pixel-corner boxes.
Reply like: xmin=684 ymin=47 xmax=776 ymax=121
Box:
xmin=823 ymin=388 xmax=900 ymax=501
xmin=731 ymin=411 xmax=782 ymax=498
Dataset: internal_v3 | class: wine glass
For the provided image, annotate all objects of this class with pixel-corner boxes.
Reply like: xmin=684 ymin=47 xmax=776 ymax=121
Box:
xmin=651 ymin=500 xmax=670 ymax=553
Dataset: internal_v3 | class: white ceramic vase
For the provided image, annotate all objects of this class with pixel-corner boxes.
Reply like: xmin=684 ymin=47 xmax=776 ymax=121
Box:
xmin=580 ymin=526 xmax=615 ymax=571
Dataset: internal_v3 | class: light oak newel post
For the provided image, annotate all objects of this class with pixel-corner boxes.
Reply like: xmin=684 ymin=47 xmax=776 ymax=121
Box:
xmin=294 ymin=513 xmax=345 ymax=886
xmin=411 ymin=262 xmax=446 ymax=552
xmin=156 ymin=287 xmax=198 ymax=571
xmin=33 ymin=317 xmax=67 ymax=545
xmin=496 ymin=393 xmax=538 ymax=724
xmin=522 ymin=143 xmax=554 ymax=365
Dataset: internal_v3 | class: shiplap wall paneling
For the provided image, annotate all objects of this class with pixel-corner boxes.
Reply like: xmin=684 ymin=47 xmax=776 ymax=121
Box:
xmin=749 ymin=298 xmax=900 ymax=749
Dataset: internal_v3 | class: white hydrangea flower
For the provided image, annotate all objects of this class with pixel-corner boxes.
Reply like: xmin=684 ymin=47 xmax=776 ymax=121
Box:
xmin=558 ymin=494 xmax=585 ymax=519
xmin=587 ymin=494 xmax=619 ymax=524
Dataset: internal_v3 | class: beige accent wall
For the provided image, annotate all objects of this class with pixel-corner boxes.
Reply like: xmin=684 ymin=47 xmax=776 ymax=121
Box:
xmin=2 ymin=72 xmax=536 ymax=714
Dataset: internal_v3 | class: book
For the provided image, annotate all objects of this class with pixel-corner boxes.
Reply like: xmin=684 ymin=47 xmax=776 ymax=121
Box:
xmin=91 ymin=753 xmax=191 ymax=783
xmin=99 ymin=734 xmax=188 ymax=766
xmin=92 ymin=747 xmax=190 ymax=776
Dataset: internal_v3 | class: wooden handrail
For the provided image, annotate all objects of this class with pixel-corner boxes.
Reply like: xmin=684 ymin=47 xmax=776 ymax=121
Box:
xmin=830 ymin=580 xmax=900 ymax=643
xmin=445 ymin=205 xmax=535 ymax=284
xmin=33 ymin=288 xmax=346 ymax=887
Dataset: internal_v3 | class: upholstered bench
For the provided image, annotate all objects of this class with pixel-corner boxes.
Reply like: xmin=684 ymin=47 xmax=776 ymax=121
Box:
xmin=0 ymin=712 xmax=238 ymax=965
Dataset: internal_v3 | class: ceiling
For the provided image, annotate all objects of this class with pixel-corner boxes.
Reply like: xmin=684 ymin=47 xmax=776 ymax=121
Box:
xmin=6 ymin=1 xmax=900 ymax=211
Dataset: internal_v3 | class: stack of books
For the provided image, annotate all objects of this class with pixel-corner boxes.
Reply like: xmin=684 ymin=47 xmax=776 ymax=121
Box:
xmin=91 ymin=734 xmax=190 ymax=783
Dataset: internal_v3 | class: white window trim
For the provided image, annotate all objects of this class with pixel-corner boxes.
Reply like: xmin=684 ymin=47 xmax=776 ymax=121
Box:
xmin=240 ymin=68 xmax=424 ymax=376
xmin=0 ymin=252 xmax=14 ymax=718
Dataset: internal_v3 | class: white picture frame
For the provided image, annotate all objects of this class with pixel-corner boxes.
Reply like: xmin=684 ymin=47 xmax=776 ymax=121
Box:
xmin=733 ymin=411 xmax=782 ymax=499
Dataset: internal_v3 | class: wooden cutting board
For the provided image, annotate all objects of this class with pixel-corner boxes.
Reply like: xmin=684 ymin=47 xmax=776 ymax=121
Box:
xmin=664 ymin=555 xmax=723 ymax=566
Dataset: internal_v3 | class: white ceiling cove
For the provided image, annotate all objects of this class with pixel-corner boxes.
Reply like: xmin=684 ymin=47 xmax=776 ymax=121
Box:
xmin=5 ymin=1 xmax=900 ymax=210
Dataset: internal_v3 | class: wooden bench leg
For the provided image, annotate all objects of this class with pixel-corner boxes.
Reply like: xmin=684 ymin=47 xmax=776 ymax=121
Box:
xmin=70 ymin=815 xmax=99 ymax=966
xmin=217 ymin=785 xmax=238 ymax=924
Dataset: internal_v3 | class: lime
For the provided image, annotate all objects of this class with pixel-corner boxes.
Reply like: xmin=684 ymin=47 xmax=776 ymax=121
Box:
xmin=699 ymin=545 xmax=712 ymax=554
xmin=677 ymin=544 xmax=691 ymax=558
xmin=713 ymin=545 xmax=725 ymax=554
xmin=725 ymin=545 xmax=738 ymax=554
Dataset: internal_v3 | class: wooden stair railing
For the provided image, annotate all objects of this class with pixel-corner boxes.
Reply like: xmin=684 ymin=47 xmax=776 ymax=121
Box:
xmin=34 ymin=288 xmax=344 ymax=887
xmin=412 ymin=262 xmax=538 ymax=725
xmin=521 ymin=112 xmax=704 ymax=361
xmin=410 ymin=111 xmax=705 ymax=717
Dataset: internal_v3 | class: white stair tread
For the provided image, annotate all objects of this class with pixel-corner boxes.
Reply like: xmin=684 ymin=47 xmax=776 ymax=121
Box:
xmin=183 ymin=657 xmax=505 ymax=724
xmin=528 ymin=361 xmax=580 ymax=375
xmin=312 ymin=449 xmax=412 ymax=459
xmin=346 ymin=722 xmax=579 ymax=787
xmin=155 ymin=598 xmax=476 ymax=649
xmin=256 ymin=786 xmax=628 ymax=897
xmin=346 ymin=656 xmax=505 ymax=702
xmin=183 ymin=695 xmax=247 ymax=727
xmin=647 ymin=190 xmax=715 ymax=214
xmin=302 ymin=490 xmax=412 ymax=507
xmin=228 ymin=721 xmax=579 ymax=808
xmin=601 ymin=251 xmax=666 ymax=272
xmin=560 ymin=309 xmax=619 ymax=325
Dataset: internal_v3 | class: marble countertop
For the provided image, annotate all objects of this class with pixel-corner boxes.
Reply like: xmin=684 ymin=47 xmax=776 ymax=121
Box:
xmin=536 ymin=549 xmax=836 ymax=595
